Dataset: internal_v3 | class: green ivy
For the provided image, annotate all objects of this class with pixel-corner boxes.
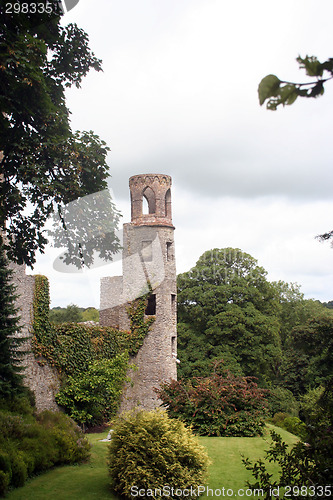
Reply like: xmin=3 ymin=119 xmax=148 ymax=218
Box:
xmin=55 ymin=354 xmax=130 ymax=426
xmin=126 ymin=289 xmax=155 ymax=356
xmin=31 ymin=276 xmax=155 ymax=425
xmin=31 ymin=275 xmax=54 ymax=366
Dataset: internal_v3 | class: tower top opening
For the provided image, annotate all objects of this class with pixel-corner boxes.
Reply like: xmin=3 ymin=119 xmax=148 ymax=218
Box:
xmin=129 ymin=174 xmax=173 ymax=227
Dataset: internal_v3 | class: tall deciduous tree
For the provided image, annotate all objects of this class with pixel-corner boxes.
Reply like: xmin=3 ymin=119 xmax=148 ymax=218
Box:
xmin=177 ymin=248 xmax=281 ymax=384
xmin=290 ymin=312 xmax=333 ymax=389
xmin=0 ymin=1 xmax=121 ymax=267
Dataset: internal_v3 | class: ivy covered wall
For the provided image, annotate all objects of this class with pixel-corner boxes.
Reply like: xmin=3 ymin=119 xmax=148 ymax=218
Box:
xmin=31 ymin=275 xmax=155 ymax=426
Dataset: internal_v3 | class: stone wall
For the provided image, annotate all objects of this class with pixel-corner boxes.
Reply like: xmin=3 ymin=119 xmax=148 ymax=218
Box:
xmin=100 ymin=275 xmax=125 ymax=328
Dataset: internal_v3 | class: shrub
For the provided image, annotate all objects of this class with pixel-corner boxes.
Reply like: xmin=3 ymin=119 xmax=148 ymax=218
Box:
xmin=269 ymin=413 xmax=307 ymax=439
xmin=0 ymin=453 xmax=11 ymax=496
xmin=0 ymin=405 xmax=90 ymax=496
xmin=10 ymin=453 xmax=27 ymax=488
xmin=36 ymin=410 xmax=91 ymax=463
xmin=0 ymin=470 xmax=10 ymax=498
xmin=107 ymin=410 xmax=210 ymax=499
xmin=300 ymin=386 xmax=325 ymax=424
xmin=270 ymin=412 xmax=289 ymax=427
xmin=266 ymin=386 xmax=299 ymax=416
xmin=282 ymin=416 xmax=307 ymax=440
xmin=157 ymin=367 xmax=268 ymax=436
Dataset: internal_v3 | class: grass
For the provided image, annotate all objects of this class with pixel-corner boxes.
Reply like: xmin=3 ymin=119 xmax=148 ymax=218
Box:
xmin=6 ymin=425 xmax=298 ymax=500
xmin=199 ymin=424 xmax=298 ymax=499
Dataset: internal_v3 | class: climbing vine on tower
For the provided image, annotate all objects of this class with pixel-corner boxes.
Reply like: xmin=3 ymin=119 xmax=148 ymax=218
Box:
xmin=31 ymin=276 xmax=155 ymax=426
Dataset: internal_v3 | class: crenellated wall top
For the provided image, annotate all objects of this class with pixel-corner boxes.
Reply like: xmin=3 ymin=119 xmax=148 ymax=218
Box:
xmin=129 ymin=174 xmax=172 ymax=188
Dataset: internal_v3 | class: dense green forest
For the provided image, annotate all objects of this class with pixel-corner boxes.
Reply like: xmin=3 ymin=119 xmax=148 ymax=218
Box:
xmin=176 ymin=248 xmax=333 ymax=418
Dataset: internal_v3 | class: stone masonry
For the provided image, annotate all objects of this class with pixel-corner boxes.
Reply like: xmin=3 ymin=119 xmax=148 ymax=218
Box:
xmin=100 ymin=174 xmax=177 ymax=412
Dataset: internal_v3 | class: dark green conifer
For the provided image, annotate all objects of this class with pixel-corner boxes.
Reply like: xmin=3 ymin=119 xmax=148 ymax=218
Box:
xmin=0 ymin=244 xmax=24 ymax=397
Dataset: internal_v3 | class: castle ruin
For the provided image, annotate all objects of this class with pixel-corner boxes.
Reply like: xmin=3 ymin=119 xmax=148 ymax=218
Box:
xmin=100 ymin=173 xmax=178 ymax=411
xmin=4 ymin=173 xmax=177 ymax=413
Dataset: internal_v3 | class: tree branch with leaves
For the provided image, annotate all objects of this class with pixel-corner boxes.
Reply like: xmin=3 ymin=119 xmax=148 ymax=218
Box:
xmin=258 ymin=55 xmax=333 ymax=110
xmin=0 ymin=1 xmax=121 ymax=267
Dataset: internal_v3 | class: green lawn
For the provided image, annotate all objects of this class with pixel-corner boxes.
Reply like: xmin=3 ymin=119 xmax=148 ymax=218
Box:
xmin=6 ymin=425 xmax=298 ymax=500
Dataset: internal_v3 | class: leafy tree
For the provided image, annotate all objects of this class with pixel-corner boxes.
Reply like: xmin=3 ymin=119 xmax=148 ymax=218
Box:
xmin=277 ymin=309 xmax=333 ymax=397
xmin=258 ymin=55 xmax=333 ymax=110
xmin=81 ymin=307 xmax=99 ymax=322
xmin=60 ymin=304 xmax=82 ymax=323
xmin=266 ymin=386 xmax=299 ymax=417
xmin=0 ymin=1 xmax=121 ymax=267
xmin=300 ymin=386 xmax=326 ymax=425
xmin=270 ymin=281 xmax=305 ymax=346
xmin=49 ymin=304 xmax=83 ymax=324
xmin=269 ymin=284 xmax=328 ymax=396
xmin=290 ymin=311 xmax=333 ymax=389
xmin=49 ymin=305 xmax=99 ymax=324
xmin=0 ymin=244 xmax=24 ymax=397
xmin=276 ymin=346 xmax=309 ymax=397
xmin=177 ymin=248 xmax=281 ymax=384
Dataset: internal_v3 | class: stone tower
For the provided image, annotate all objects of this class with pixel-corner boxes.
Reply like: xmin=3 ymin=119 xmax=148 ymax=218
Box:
xmin=100 ymin=174 xmax=177 ymax=411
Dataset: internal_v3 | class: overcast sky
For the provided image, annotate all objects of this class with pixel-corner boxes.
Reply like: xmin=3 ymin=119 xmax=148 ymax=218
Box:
xmin=30 ymin=0 xmax=333 ymax=307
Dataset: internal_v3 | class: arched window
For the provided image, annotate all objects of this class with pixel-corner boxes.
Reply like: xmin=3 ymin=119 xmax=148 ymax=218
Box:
xmin=165 ymin=188 xmax=171 ymax=218
xmin=142 ymin=186 xmax=156 ymax=214
xmin=142 ymin=195 xmax=149 ymax=214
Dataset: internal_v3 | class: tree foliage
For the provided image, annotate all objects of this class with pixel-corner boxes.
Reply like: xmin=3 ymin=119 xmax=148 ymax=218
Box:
xmin=273 ymin=307 xmax=333 ymax=397
xmin=177 ymin=248 xmax=281 ymax=383
xmin=0 ymin=1 xmax=120 ymax=267
xmin=289 ymin=311 xmax=333 ymax=389
xmin=258 ymin=55 xmax=333 ymax=110
xmin=49 ymin=305 xmax=99 ymax=324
